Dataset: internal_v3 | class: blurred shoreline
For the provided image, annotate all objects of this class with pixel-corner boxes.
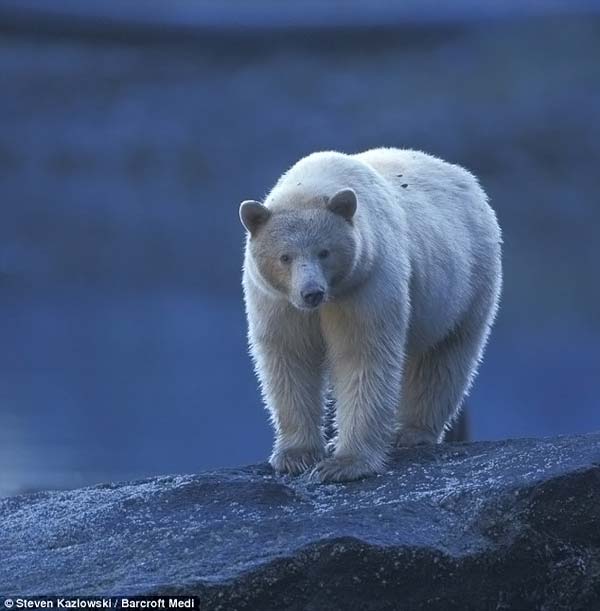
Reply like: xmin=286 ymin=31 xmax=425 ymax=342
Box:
xmin=2 ymin=0 xmax=600 ymax=41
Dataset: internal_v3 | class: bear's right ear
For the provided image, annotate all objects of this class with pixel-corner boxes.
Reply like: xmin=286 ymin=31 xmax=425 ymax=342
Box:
xmin=239 ymin=200 xmax=271 ymax=236
xmin=327 ymin=189 xmax=357 ymax=222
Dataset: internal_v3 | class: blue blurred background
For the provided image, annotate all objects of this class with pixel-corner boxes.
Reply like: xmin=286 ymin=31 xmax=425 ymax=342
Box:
xmin=1 ymin=1 xmax=599 ymax=497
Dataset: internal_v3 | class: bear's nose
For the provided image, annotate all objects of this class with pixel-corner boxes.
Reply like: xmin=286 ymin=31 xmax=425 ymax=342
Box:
xmin=301 ymin=289 xmax=325 ymax=308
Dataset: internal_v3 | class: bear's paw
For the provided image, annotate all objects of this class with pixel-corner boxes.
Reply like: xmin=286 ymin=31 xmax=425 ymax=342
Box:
xmin=311 ymin=455 xmax=379 ymax=483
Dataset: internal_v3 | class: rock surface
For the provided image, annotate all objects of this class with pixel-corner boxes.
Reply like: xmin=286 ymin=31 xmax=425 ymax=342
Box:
xmin=1 ymin=433 xmax=600 ymax=609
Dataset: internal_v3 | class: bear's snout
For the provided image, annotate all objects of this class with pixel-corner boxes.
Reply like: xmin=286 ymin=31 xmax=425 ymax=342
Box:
xmin=301 ymin=286 xmax=325 ymax=308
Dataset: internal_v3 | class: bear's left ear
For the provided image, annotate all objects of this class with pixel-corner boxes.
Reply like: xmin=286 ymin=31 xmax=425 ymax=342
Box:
xmin=327 ymin=189 xmax=357 ymax=222
xmin=239 ymin=200 xmax=271 ymax=236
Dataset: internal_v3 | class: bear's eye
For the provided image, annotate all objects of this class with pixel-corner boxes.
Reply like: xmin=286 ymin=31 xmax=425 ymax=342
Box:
xmin=280 ymin=254 xmax=291 ymax=264
xmin=318 ymin=249 xmax=330 ymax=260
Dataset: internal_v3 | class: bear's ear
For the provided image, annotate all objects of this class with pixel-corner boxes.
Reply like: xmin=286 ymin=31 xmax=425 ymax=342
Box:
xmin=239 ymin=200 xmax=271 ymax=236
xmin=327 ymin=189 xmax=357 ymax=222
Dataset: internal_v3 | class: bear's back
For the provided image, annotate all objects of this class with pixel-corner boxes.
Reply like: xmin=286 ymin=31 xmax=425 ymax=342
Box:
xmin=355 ymin=148 xmax=480 ymax=199
xmin=355 ymin=147 xmax=498 ymax=241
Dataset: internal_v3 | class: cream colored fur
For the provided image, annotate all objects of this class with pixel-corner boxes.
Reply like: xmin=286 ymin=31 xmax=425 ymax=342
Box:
xmin=240 ymin=148 xmax=502 ymax=482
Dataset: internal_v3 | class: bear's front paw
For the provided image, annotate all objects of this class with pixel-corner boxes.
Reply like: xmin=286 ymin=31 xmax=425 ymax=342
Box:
xmin=311 ymin=455 xmax=380 ymax=483
xmin=395 ymin=426 xmax=438 ymax=447
xmin=270 ymin=446 xmax=326 ymax=476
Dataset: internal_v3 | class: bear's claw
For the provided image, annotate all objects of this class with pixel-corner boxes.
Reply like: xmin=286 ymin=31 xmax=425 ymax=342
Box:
xmin=270 ymin=446 xmax=326 ymax=476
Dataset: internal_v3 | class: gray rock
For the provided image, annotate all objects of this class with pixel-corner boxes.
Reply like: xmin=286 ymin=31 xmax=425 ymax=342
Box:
xmin=1 ymin=433 xmax=600 ymax=609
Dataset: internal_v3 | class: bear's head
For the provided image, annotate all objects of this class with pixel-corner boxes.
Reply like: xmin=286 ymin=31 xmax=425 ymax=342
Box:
xmin=239 ymin=189 xmax=357 ymax=310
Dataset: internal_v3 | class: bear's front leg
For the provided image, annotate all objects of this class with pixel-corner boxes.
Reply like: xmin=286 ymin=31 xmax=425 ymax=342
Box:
xmin=314 ymin=298 xmax=407 ymax=482
xmin=247 ymin=295 xmax=327 ymax=476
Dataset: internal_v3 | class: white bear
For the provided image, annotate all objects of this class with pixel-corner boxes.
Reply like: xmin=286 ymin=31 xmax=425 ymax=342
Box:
xmin=239 ymin=148 xmax=502 ymax=482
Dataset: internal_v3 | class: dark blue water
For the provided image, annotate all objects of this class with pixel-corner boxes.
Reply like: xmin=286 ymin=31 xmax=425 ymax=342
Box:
xmin=0 ymin=291 xmax=269 ymax=496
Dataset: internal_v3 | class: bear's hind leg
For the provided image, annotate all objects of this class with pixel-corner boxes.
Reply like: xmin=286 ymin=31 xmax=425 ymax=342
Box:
xmin=396 ymin=307 xmax=494 ymax=446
